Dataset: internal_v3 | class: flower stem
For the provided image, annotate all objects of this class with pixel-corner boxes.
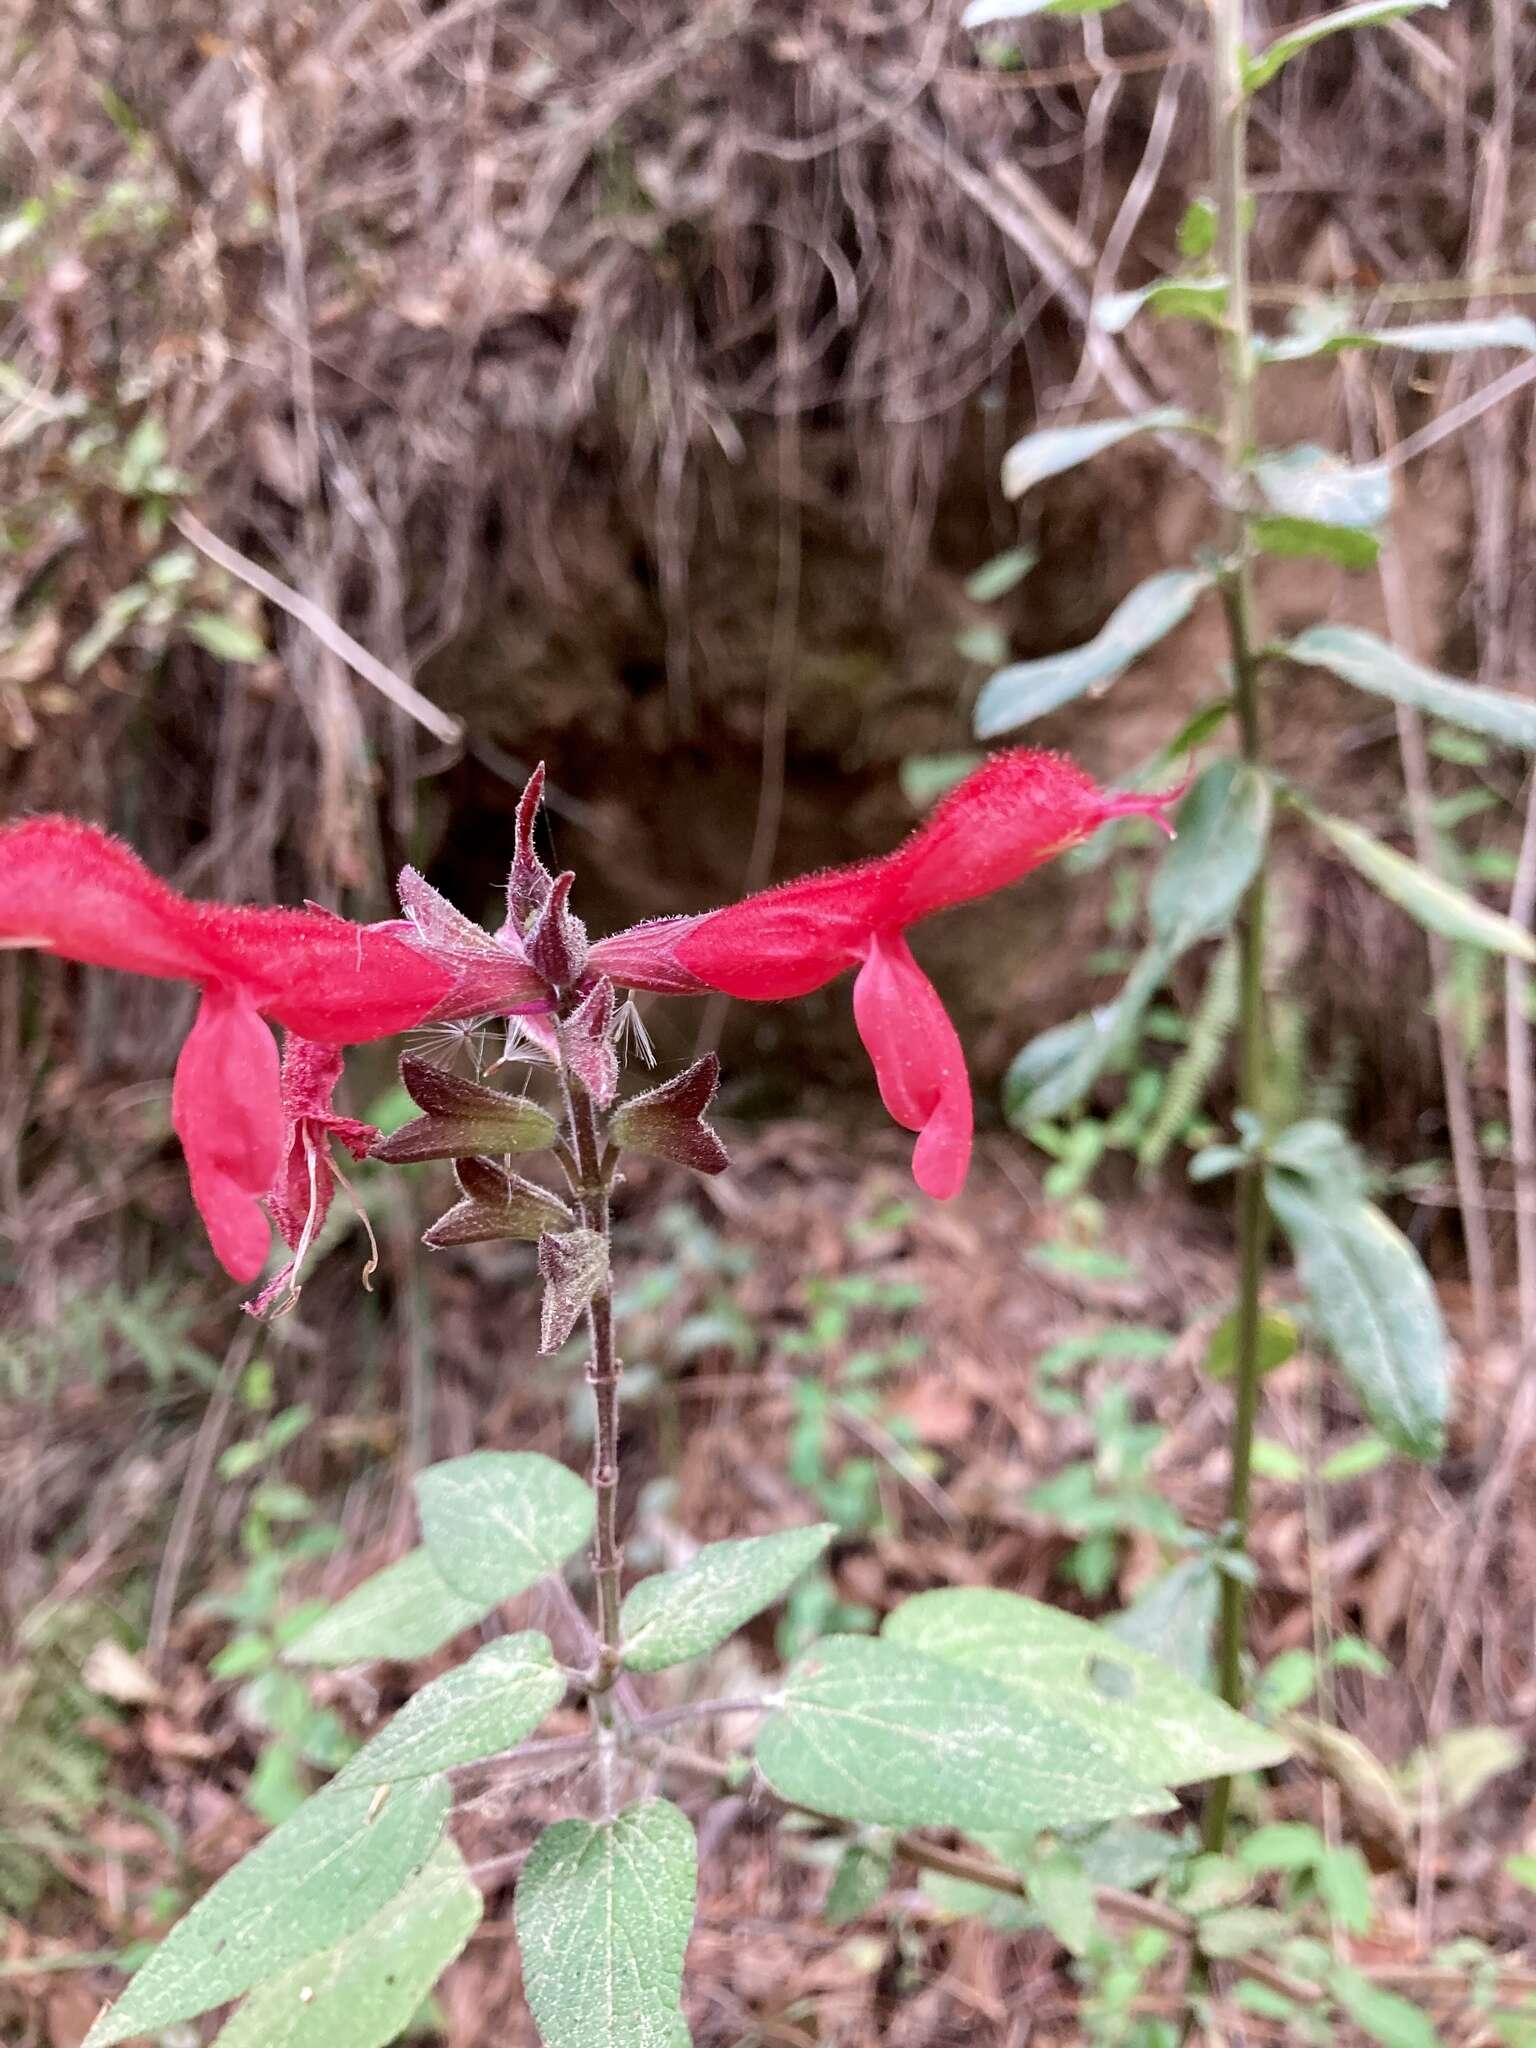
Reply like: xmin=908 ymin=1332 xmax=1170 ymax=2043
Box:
xmin=1204 ymin=0 xmax=1268 ymax=1856
xmin=561 ymin=1067 xmax=624 ymax=1690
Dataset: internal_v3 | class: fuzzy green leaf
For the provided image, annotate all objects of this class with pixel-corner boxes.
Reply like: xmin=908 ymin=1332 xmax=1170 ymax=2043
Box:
xmin=82 ymin=1778 xmax=450 ymax=2045
xmin=973 ymin=569 xmax=1212 ymax=737
xmin=516 ymin=1799 xmax=696 ymax=2048
xmin=211 ymin=1838 xmax=481 ymax=2048
xmin=416 ymin=1451 xmax=594 ymax=1607
xmin=755 ymin=1634 xmax=1174 ymax=1834
xmin=1287 ymin=624 xmax=1536 ymax=751
xmin=884 ymin=1588 xmax=1288 ymax=1786
xmin=1266 ymin=1174 xmax=1449 ymax=1457
xmin=622 ymin=1525 xmax=834 ymax=1673
xmin=337 ymin=1633 xmax=563 ymax=1784
xmin=1301 ymin=806 xmax=1536 ymax=962
xmin=1001 ymin=409 xmax=1194 ymax=499
xmin=283 ymin=1550 xmax=491 ymax=1668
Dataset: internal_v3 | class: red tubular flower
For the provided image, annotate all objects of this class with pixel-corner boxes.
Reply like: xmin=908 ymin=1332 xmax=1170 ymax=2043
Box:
xmin=590 ymin=749 xmax=1179 ymax=1200
xmin=0 ymin=817 xmax=544 ymax=1281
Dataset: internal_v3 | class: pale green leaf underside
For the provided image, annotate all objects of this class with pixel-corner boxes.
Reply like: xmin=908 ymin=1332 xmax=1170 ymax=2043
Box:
xmin=1252 ymin=444 xmax=1390 ymax=529
xmin=755 ymin=1634 xmax=1173 ymax=1834
xmin=517 ymin=1798 xmax=696 ymax=2048
xmin=1266 ymin=1174 xmax=1449 ymax=1458
xmin=1302 ymin=806 xmax=1536 ymax=962
xmin=974 ymin=568 xmax=1212 ymax=737
xmin=883 ymin=1589 xmax=1288 ymax=1785
xmin=1255 ymin=310 xmax=1536 ymax=364
xmin=1243 ymin=0 xmax=1447 ymax=92
xmin=621 ymin=1524 xmax=835 ymax=1674
xmin=338 ymin=1632 xmax=564 ymax=1784
xmin=211 ymin=1838 xmax=482 ymax=2048
xmin=416 ymin=1450 xmax=595 ymax=1606
xmin=283 ymin=1548 xmax=489 ymax=1667
xmin=1288 ymin=624 xmax=1536 ymax=752
xmin=82 ymin=1777 xmax=451 ymax=2046
xmin=1002 ymin=408 xmax=1194 ymax=499
xmin=963 ymin=0 xmax=1118 ymax=23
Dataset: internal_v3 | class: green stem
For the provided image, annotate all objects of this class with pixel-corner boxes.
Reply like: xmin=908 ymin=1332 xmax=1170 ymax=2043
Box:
xmin=1203 ymin=0 xmax=1269 ymax=1857
xmin=561 ymin=1066 xmax=624 ymax=1691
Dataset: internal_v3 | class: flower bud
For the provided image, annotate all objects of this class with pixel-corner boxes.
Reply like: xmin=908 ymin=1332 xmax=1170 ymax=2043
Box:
xmin=559 ymin=977 xmax=619 ymax=1107
xmin=537 ymin=1227 xmax=609 ymax=1352
xmin=422 ymin=1159 xmax=574 ymax=1247
xmin=525 ymin=871 xmax=588 ymax=990
xmin=610 ymin=1052 xmax=728 ymax=1176
xmin=372 ymin=1055 xmax=560 ymax=1163
xmin=506 ymin=762 xmax=555 ymax=932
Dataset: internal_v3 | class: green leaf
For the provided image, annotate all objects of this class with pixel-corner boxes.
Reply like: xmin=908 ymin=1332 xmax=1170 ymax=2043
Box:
xmin=283 ymin=1549 xmax=491 ymax=1667
xmin=1239 ymin=1821 xmax=1325 ymax=1872
xmin=1203 ymin=1308 xmax=1298 ymax=1382
xmin=1178 ymin=197 xmax=1217 ymax=259
xmin=1197 ymin=1906 xmax=1288 ymax=1959
xmin=1319 ymin=1434 xmax=1392 ymax=1483
xmin=186 ymin=612 xmax=267 ymax=663
xmin=1003 ymin=947 xmax=1168 ymax=1124
xmin=337 ymin=1633 xmax=563 ymax=1784
xmin=824 ymin=1840 xmax=892 ymax=1926
xmin=516 ymin=1799 xmax=695 ymax=2048
xmin=1256 ymin=308 xmax=1536 ymax=365
xmin=1095 ymin=278 xmax=1229 ymax=335
xmin=1104 ymin=1555 xmax=1219 ymax=1685
xmin=1001 ymin=409 xmax=1195 ymax=499
xmin=1025 ymin=1848 xmax=1099 ymax=1957
xmin=211 ymin=1838 xmax=481 ymax=2048
xmin=755 ymin=1634 xmax=1174 ymax=1833
xmin=621 ymin=1525 xmax=834 ymax=1674
xmin=884 ymin=1588 xmax=1288 ymax=1787
xmin=1315 ymin=1844 xmax=1375 ymax=1934
xmin=955 ymin=623 xmax=1010 ymax=666
xmin=1287 ymin=624 xmax=1536 ymax=752
xmin=81 ymin=1777 xmax=451 ymax=2045
xmin=963 ymin=0 xmax=1119 ymax=21
xmin=416 ymin=1451 xmax=595 ymax=1606
xmin=964 ymin=546 xmax=1037 ymax=601
xmin=1243 ymin=0 xmax=1448 ymax=93
xmin=1265 ymin=1174 xmax=1449 ymax=1457
xmin=1300 ymin=805 xmax=1536 ymax=962
xmin=1253 ymin=515 xmax=1380 ymax=569
xmin=973 ymin=569 xmax=1212 ymax=737
xmin=1149 ymin=760 xmax=1272 ymax=954
xmin=1329 ymin=1965 xmax=1441 ymax=2048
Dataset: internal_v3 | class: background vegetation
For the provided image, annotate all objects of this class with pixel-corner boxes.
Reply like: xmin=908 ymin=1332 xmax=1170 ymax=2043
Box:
xmin=3 ymin=0 xmax=1535 ymax=2042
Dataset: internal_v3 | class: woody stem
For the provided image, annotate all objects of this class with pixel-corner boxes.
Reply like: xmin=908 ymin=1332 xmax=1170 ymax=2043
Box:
xmin=561 ymin=1065 xmax=624 ymax=1691
xmin=1204 ymin=0 xmax=1268 ymax=1856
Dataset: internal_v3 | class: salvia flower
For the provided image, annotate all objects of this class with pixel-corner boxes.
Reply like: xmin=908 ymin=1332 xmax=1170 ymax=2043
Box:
xmin=590 ymin=749 xmax=1179 ymax=1200
xmin=0 ymin=817 xmax=545 ymax=1283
